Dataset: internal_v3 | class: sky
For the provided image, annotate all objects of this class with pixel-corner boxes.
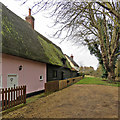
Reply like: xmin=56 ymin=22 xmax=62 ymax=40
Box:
xmin=0 ymin=0 xmax=99 ymax=70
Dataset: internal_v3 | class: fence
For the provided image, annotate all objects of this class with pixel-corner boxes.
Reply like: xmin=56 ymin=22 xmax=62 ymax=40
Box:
xmin=1 ymin=85 xmax=26 ymax=111
xmin=45 ymin=80 xmax=59 ymax=93
xmin=45 ymin=76 xmax=83 ymax=93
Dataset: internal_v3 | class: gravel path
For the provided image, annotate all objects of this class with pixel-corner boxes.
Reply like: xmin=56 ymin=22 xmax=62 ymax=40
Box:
xmin=2 ymin=84 xmax=119 ymax=119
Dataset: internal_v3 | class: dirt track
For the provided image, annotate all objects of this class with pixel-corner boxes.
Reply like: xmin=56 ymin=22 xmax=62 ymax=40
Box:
xmin=3 ymin=84 xmax=119 ymax=119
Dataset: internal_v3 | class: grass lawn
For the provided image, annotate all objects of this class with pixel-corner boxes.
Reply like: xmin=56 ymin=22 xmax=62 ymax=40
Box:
xmin=76 ymin=76 xmax=120 ymax=87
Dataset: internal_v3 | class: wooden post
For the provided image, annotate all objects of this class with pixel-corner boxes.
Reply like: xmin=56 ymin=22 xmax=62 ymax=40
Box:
xmin=16 ymin=87 xmax=18 ymax=105
xmin=23 ymin=86 xmax=25 ymax=103
xmin=23 ymin=86 xmax=26 ymax=104
xmin=18 ymin=86 xmax=20 ymax=104
xmin=14 ymin=87 xmax=15 ymax=106
xmin=8 ymin=88 xmax=10 ymax=108
xmin=2 ymin=89 xmax=4 ymax=111
xmin=21 ymin=86 xmax=23 ymax=103
xmin=25 ymin=85 xmax=26 ymax=103
xmin=11 ymin=87 xmax=13 ymax=107
xmin=5 ymin=88 xmax=7 ymax=110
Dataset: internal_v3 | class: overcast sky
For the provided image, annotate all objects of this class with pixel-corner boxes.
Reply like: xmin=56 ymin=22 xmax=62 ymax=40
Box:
xmin=0 ymin=0 xmax=99 ymax=70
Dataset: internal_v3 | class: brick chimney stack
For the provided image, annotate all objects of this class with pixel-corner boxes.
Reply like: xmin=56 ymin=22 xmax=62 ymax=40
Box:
xmin=25 ymin=8 xmax=35 ymax=29
xmin=29 ymin=8 xmax=31 ymax=16
xmin=71 ymin=54 xmax=73 ymax=59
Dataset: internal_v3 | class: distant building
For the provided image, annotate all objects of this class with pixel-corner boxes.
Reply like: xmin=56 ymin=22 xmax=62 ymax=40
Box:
xmin=79 ymin=66 xmax=94 ymax=75
xmin=64 ymin=54 xmax=79 ymax=72
xmin=64 ymin=54 xmax=79 ymax=77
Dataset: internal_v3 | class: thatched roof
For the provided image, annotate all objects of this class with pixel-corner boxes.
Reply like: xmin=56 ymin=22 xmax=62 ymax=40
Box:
xmin=1 ymin=3 xmax=71 ymax=68
xmin=65 ymin=54 xmax=79 ymax=67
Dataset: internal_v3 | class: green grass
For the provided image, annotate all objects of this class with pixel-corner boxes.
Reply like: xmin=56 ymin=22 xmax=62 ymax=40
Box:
xmin=76 ymin=76 xmax=120 ymax=87
xmin=26 ymin=93 xmax=45 ymax=104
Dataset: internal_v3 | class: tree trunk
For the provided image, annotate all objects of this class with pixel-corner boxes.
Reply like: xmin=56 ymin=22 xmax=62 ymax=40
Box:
xmin=107 ymin=69 xmax=115 ymax=82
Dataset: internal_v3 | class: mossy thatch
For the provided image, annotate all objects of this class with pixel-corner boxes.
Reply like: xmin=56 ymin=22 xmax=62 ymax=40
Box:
xmin=1 ymin=3 xmax=71 ymax=68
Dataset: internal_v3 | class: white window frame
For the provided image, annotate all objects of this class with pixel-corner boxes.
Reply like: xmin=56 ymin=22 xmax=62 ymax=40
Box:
xmin=40 ymin=75 xmax=43 ymax=81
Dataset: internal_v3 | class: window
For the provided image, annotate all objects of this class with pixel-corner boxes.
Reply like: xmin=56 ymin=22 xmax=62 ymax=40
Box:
xmin=53 ymin=70 xmax=57 ymax=78
xmin=19 ymin=65 xmax=23 ymax=71
xmin=40 ymin=75 xmax=43 ymax=80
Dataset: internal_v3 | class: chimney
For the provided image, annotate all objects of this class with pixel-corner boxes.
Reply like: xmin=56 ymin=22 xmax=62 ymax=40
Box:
xmin=29 ymin=8 xmax=31 ymax=16
xmin=25 ymin=8 xmax=35 ymax=29
xmin=71 ymin=54 xmax=73 ymax=59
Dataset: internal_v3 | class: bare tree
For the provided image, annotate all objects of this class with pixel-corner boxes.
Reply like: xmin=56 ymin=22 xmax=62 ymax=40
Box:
xmin=18 ymin=0 xmax=120 ymax=81
xmin=96 ymin=1 xmax=120 ymax=20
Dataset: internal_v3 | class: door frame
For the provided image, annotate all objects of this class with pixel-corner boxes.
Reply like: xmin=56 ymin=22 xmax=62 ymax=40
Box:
xmin=7 ymin=74 xmax=18 ymax=88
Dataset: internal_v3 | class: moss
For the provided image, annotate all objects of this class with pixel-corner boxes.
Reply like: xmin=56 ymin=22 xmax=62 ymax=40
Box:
xmin=38 ymin=36 xmax=64 ymax=66
xmin=2 ymin=16 xmax=23 ymax=41
xmin=1 ymin=31 xmax=4 ymax=35
xmin=2 ymin=16 xmax=24 ymax=55
xmin=65 ymin=60 xmax=71 ymax=68
xmin=1 ymin=3 xmax=71 ymax=69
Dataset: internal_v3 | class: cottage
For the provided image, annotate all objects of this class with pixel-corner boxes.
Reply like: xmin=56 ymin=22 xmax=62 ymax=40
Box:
xmin=0 ymin=3 xmax=77 ymax=95
xmin=64 ymin=54 xmax=79 ymax=72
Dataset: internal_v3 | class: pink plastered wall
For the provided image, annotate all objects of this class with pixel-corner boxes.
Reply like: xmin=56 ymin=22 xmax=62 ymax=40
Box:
xmin=2 ymin=53 xmax=46 ymax=94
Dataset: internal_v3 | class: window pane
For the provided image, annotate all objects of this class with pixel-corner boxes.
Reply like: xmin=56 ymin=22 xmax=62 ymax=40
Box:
xmin=53 ymin=70 xmax=57 ymax=78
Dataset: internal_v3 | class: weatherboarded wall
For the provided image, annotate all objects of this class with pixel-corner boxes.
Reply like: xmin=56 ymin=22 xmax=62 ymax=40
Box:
xmin=47 ymin=64 xmax=77 ymax=82
xmin=2 ymin=54 xmax=46 ymax=94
